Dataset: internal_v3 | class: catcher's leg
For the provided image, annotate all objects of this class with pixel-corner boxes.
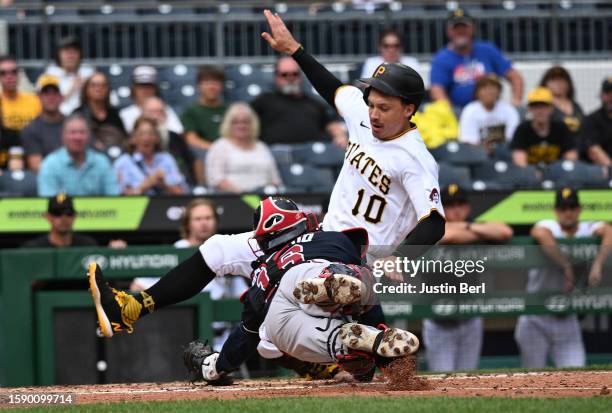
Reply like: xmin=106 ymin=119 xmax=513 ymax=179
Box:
xmin=184 ymin=321 xmax=260 ymax=386
xmin=186 ymin=291 xmax=266 ymax=385
xmin=293 ymin=273 xmax=363 ymax=305
xmin=89 ymin=251 xmax=214 ymax=337
xmin=339 ymin=323 xmax=419 ymax=358
xmin=183 ymin=340 xmax=233 ymax=386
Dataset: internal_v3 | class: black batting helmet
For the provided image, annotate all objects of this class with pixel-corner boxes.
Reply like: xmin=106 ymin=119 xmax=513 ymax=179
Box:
xmin=359 ymin=62 xmax=425 ymax=109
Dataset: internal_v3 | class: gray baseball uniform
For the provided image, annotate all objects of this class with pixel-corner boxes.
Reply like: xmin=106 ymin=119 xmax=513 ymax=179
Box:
xmin=423 ymin=317 xmax=483 ymax=372
xmin=514 ymin=219 xmax=603 ymax=368
xmin=259 ymin=260 xmax=354 ymax=364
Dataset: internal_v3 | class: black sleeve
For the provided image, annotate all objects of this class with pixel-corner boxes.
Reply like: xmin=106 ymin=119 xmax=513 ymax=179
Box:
xmin=558 ymin=122 xmax=576 ymax=153
xmin=143 ymin=251 xmax=216 ymax=309
xmin=399 ymin=211 xmax=446 ymax=259
xmin=21 ymin=125 xmax=40 ymax=155
xmin=250 ymin=95 xmax=264 ymax=115
xmin=509 ymin=122 xmax=530 ymax=150
xmin=580 ymin=115 xmax=600 ymax=149
xmin=291 ymin=46 xmax=344 ymax=108
xmin=404 ymin=211 xmax=445 ymax=246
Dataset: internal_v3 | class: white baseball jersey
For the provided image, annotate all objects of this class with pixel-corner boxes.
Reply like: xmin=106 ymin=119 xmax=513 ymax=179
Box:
xmin=515 ymin=219 xmax=600 ymax=369
xmin=199 ymin=231 xmax=259 ymax=278
xmin=323 ymin=85 xmax=444 ymax=260
xmin=527 ymin=219 xmax=604 ymax=293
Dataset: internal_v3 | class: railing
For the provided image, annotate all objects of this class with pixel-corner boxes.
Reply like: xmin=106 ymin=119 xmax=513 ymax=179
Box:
xmin=1 ymin=239 xmax=612 ymax=385
xmin=2 ymin=1 xmax=611 ymax=65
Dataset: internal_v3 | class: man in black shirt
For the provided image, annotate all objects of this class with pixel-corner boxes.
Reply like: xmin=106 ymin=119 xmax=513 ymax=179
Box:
xmin=510 ymin=87 xmax=577 ymax=166
xmin=583 ymin=77 xmax=612 ymax=168
xmin=22 ymin=194 xmax=97 ymax=248
xmin=251 ymin=57 xmax=347 ymax=147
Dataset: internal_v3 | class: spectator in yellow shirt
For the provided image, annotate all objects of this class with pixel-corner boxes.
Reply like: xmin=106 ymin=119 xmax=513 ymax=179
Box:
xmin=0 ymin=55 xmax=41 ymax=130
xmin=413 ymin=97 xmax=458 ymax=149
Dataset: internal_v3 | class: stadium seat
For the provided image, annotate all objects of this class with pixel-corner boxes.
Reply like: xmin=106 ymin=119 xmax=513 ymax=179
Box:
xmin=0 ymin=170 xmax=37 ymax=197
xmin=542 ymin=160 xmax=608 ymax=188
xmin=269 ymin=144 xmax=294 ymax=166
xmin=472 ymin=160 xmax=541 ymax=189
xmin=225 ymin=64 xmax=273 ymax=102
xmin=438 ymin=162 xmax=472 ymax=190
xmin=278 ymin=163 xmax=335 ymax=193
xmin=100 ymin=64 xmax=134 ymax=108
xmin=491 ymin=144 xmax=512 ymax=162
xmin=24 ymin=67 xmax=44 ymax=85
xmin=430 ymin=142 xmax=488 ymax=167
xmin=291 ymin=142 xmax=344 ymax=168
xmin=159 ymin=64 xmax=198 ymax=113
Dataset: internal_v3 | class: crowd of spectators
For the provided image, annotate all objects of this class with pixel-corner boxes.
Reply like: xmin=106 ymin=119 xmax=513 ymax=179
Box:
xmin=0 ymin=7 xmax=610 ymax=198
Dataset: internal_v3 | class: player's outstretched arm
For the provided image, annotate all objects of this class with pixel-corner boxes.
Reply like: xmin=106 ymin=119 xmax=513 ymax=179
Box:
xmin=261 ymin=9 xmax=343 ymax=107
xmin=261 ymin=9 xmax=301 ymax=55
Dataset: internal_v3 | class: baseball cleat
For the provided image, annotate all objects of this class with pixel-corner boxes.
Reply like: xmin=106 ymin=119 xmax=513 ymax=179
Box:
xmin=339 ymin=323 xmax=419 ymax=358
xmin=88 ymin=262 xmax=143 ymax=337
xmin=293 ymin=274 xmax=363 ymax=305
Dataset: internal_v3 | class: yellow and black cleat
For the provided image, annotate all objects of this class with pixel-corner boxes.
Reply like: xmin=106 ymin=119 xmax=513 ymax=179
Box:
xmin=88 ymin=262 xmax=144 ymax=337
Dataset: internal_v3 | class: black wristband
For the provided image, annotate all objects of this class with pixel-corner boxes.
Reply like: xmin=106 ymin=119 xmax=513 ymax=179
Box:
xmin=291 ymin=44 xmax=305 ymax=58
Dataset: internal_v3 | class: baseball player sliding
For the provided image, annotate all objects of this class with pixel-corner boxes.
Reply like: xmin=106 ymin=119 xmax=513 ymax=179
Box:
xmin=261 ymin=9 xmax=445 ymax=261
xmin=88 ymin=9 xmax=445 ymax=384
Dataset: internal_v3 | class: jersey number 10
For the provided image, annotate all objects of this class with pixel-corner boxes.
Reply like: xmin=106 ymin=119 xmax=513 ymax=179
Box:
xmin=351 ymin=188 xmax=387 ymax=224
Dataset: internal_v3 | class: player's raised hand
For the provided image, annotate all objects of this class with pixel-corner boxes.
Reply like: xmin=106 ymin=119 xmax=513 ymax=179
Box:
xmin=261 ymin=9 xmax=301 ymax=55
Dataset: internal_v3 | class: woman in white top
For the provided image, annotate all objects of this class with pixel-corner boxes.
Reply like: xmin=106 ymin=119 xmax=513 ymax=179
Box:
xmin=44 ymin=37 xmax=95 ymax=116
xmin=206 ymin=102 xmax=282 ymax=193
xmin=459 ymin=74 xmax=519 ymax=151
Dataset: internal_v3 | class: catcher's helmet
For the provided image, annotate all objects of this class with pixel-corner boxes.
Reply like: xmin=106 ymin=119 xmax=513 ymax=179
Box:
xmin=359 ymin=62 xmax=425 ymax=109
xmin=253 ymin=197 xmax=317 ymax=253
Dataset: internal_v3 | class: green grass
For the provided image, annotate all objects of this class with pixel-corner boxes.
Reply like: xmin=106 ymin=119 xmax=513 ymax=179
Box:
xmin=12 ymin=396 xmax=612 ymax=413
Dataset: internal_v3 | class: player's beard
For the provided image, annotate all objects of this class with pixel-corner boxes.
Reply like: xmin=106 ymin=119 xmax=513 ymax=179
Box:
xmin=279 ymin=84 xmax=302 ymax=96
xmin=559 ymin=221 xmax=578 ymax=232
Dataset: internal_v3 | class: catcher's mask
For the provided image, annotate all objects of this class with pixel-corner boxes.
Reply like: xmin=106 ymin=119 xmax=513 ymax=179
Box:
xmin=253 ymin=196 xmax=318 ymax=254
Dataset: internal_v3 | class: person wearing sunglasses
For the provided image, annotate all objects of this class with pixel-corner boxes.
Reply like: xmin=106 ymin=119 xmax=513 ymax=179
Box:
xmin=359 ymin=29 xmax=422 ymax=81
xmin=0 ymin=55 xmax=41 ymax=130
xmin=251 ymin=56 xmax=348 ymax=147
xmin=22 ymin=193 xmax=127 ymax=248
xmin=22 ymin=193 xmax=97 ymax=248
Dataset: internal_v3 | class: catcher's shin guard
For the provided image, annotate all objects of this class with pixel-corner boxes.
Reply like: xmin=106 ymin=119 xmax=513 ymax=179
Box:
xmin=293 ymin=274 xmax=363 ymax=305
xmin=183 ymin=340 xmax=233 ymax=386
xmin=340 ymin=323 xmax=419 ymax=358
xmin=88 ymin=262 xmax=152 ymax=337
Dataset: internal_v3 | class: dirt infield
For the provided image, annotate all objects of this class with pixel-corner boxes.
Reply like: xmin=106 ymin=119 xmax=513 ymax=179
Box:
xmin=1 ymin=370 xmax=610 ymax=406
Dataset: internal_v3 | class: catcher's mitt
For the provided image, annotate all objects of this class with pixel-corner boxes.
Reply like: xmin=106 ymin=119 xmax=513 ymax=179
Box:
xmin=182 ymin=340 xmax=233 ymax=386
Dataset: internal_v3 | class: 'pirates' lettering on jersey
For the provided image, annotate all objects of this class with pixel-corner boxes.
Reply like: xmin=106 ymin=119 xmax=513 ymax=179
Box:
xmin=345 ymin=142 xmax=391 ymax=195
xmin=324 ymin=85 xmax=445 ymax=260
